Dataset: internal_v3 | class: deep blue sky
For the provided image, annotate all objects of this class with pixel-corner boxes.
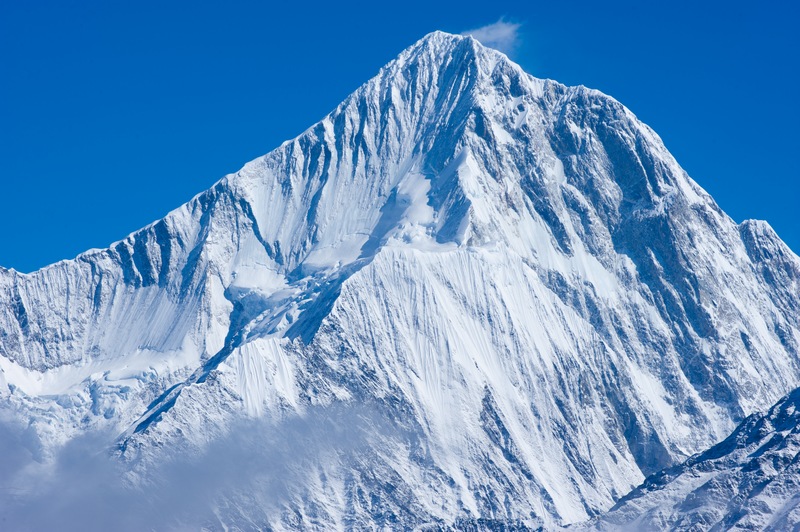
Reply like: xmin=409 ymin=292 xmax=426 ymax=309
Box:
xmin=1 ymin=1 xmax=797 ymax=272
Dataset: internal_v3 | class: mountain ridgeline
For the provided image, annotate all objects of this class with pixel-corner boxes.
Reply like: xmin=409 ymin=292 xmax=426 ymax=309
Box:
xmin=1 ymin=32 xmax=799 ymax=530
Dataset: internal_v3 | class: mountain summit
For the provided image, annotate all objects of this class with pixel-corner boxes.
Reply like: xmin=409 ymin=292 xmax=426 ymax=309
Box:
xmin=1 ymin=32 xmax=799 ymax=529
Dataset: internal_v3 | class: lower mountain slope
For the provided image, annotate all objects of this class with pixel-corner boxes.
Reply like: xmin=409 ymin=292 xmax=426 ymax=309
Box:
xmin=589 ymin=386 xmax=800 ymax=531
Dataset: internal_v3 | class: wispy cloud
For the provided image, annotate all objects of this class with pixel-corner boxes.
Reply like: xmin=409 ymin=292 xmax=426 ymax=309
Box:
xmin=0 ymin=401 xmax=412 ymax=530
xmin=461 ymin=19 xmax=522 ymax=55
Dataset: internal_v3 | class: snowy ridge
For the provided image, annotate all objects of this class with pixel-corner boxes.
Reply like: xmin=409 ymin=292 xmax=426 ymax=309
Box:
xmin=1 ymin=31 xmax=799 ymax=529
xmin=589 ymin=386 xmax=800 ymax=530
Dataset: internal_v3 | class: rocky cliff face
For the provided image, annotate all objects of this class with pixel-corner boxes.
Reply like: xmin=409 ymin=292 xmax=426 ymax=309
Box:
xmin=1 ymin=31 xmax=799 ymax=529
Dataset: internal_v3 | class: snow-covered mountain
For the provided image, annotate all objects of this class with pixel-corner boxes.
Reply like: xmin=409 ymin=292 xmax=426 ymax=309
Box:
xmin=590 ymin=386 xmax=800 ymax=530
xmin=1 ymin=31 xmax=799 ymax=529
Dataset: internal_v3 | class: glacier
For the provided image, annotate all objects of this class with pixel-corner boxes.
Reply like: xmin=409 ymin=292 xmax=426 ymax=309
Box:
xmin=1 ymin=31 xmax=799 ymax=530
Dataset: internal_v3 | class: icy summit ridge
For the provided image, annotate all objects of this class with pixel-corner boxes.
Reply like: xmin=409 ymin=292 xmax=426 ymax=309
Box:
xmin=1 ymin=31 xmax=800 ymax=529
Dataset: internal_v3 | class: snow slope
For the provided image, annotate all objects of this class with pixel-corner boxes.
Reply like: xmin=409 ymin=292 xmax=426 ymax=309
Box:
xmin=1 ymin=31 xmax=799 ymax=529
xmin=590 ymin=386 xmax=800 ymax=530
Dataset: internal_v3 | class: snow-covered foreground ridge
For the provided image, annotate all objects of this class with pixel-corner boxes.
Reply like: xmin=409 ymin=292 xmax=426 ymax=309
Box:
xmin=586 ymin=385 xmax=800 ymax=531
xmin=1 ymin=31 xmax=799 ymax=529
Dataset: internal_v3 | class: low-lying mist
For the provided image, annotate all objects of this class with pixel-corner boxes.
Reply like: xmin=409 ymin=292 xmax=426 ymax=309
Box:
xmin=0 ymin=402 xmax=408 ymax=531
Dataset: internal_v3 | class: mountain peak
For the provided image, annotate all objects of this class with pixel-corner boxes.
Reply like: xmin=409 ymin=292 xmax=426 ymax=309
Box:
xmin=407 ymin=30 xmax=475 ymax=55
xmin=222 ymin=29 xmax=546 ymax=275
xmin=381 ymin=29 xmax=519 ymax=90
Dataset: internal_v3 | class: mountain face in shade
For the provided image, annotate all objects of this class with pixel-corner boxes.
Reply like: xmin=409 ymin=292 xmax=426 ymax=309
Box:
xmin=1 ymin=31 xmax=799 ymax=529
xmin=590 ymin=386 xmax=800 ymax=531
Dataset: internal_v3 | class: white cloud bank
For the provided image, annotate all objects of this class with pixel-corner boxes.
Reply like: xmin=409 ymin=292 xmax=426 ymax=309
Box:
xmin=0 ymin=402 xmax=410 ymax=530
xmin=461 ymin=19 xmax=522 ymax=55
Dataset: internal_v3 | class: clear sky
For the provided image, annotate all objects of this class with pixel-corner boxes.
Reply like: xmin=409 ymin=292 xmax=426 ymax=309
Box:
xmin=1 ymin=0 xmax=797 ymax=273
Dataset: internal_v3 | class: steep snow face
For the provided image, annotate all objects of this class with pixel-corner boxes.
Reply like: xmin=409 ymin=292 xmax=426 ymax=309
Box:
xmin=1 ymin=31 xmax=799 ymax=528
xmin=591 ymin=387 xmax=800 ymax=531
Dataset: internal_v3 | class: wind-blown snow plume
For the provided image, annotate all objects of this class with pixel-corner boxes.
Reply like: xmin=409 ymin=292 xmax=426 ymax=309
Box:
xmin=462 ymin=19 xmax=522 ymax=55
